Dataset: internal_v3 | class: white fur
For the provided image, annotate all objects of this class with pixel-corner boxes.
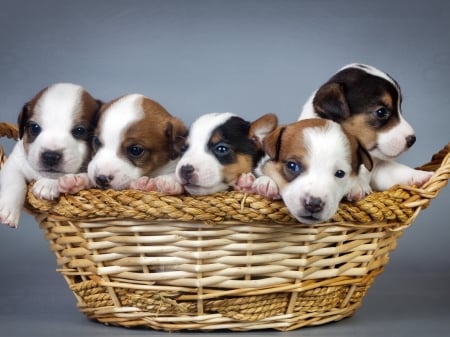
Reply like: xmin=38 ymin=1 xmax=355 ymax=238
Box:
xmin=298 ymin=63 xmax=433 ymax=192
xmin=176 ymin=112 xmax=236 ymax=195
xmin=0 ymin=83 xmax=91 ymax=227
xmin=282 ymin=123 xmax=354 ymax=224
xmin=87 ymin=94 xmax=145 ymax=190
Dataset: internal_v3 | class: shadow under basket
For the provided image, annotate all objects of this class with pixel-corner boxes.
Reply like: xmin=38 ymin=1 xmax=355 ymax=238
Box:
xmin=1 ymin=122 xmax=450 ymax=331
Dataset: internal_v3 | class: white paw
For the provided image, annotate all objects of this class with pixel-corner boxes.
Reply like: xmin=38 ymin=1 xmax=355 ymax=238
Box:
xmin=407 ymin=170 xmax=434 ymax=187
xmin=59 ymin=173 xmax=90 ymax=194
xmin=130 ymin=175 xmax=184 ymax=195
xmin=233 ymin=172 xmax=256 ymax=192
xmin=346 ymin=179 xmax=372 ymax=202
xmin=252 ymin=176 xmax=281 ymax=200
xmin=0 ymin=202 xmax=21 ymax=228
xmin=32 ymin=178 xmax=60 ymax=200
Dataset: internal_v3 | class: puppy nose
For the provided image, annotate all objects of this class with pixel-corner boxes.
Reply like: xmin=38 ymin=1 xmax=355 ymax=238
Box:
xmin=41 ymin=150 xmax=62 ymax=167
xmin=180 ymin=164 xmax=195 ymax=181
xmin=304 ymin=197 xmax=324 ymax=213
xmin=406 ymin=135 xmax=416 ymax=148
xmin=95 ymin=175 xmax=112 ymax=189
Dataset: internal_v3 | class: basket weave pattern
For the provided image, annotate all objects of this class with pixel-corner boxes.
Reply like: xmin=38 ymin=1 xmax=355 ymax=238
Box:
xmin=1 ymin=122 xmax=449 ymax=331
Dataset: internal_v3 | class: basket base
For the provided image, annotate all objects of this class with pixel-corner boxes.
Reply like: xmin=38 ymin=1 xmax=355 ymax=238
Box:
xmin=68 ymin=270 xmax=379 ymax=331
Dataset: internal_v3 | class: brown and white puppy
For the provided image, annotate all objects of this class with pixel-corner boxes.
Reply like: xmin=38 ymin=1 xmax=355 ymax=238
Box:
xmin=0 ymin=83 xmax=100 ymax=227
xmin=133 ymin=112 xmax=278 ymax=195
xmin=252 ymin=119 xmax=373 ymax=224
xmin=59 ymin=94 xmax=187 ymax=192
xmin=299 ymin=63 xmax=433 ymax=195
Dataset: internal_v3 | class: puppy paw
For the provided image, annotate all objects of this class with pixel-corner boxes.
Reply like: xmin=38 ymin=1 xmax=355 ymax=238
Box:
xmin=252 ymin=176 xmax=281 ymax=200
xmin=32 ymin=178 xmax=60 ymax=200
xmin=0 ymin=203 xmax=21 ymax=228
xmin=129 ymin=176 xmax=154 ymax=191
xmin=346 ymin=180 xmax=372 ymax=202
xmin=130 ymin=175 xmax=184 ymax=195
xmin=407 ymin=170 xmax=434 ymax=187
xmin=59 ymin=173 xmax=90 ymax=194
xmin=233 ymin=173 xmax=256 ymax=192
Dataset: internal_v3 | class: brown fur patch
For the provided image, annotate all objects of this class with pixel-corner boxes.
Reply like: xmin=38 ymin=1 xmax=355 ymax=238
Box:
xmin=341 ymin=114 xmax=378 ymax=151
xmin=222 ymin=153 xmax=253 ymax=184
xmin=120 ymin=97 xmax=187 ymax=175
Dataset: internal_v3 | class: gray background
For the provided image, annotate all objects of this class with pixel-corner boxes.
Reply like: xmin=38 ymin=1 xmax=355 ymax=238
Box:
xmin=0 ymin=0 xmax=449 ymax=336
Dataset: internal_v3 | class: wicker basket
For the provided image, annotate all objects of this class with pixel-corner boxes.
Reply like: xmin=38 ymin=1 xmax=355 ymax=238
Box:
xmin=1 ymin=122 xmax=449 ymax=331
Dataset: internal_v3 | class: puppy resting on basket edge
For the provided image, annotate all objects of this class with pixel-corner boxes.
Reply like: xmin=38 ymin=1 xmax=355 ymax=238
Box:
xmin=59 ymin=94 xmax=187 ymax=193
xmin=131 ymin=112 xmax=278 ymax=195
xmin=0 ymin=83 xmax=101 ymax=228
xmin=240 ymin=119 xmax=373 ymax=224
xmin=299 ymin=63 xmax=433 ymax=196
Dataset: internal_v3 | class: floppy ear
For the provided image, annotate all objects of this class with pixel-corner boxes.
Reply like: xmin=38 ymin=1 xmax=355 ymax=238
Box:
xmin=357 ymin=142 xmax=373 ymax=172
xmin=249 ymin=113 xmax=278 ymax=149
xmin=313 ymin=82 xmax=350 ymax=122
xmin=17 ymin=102 xmax=31 ymax=139
xmin=262 ymin=126 xmax=286 ymax=161
xmin=165 ymin=117 xmax=188 ymax=160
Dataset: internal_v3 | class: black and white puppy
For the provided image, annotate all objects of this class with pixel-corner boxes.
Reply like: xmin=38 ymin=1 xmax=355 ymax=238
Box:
xmin=299 ymin=63 xmax=433 ymax=198
xmin=133 ymin=112 xmax=278 ymax=195
xmin=251 ymin=119 xmax=373 ymax=224
xmin=0 ymin=83 xmax=100 ymax=227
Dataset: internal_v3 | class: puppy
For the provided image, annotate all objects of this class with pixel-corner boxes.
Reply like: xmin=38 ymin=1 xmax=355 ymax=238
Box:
xmin=0 ymin=83 xmax=100 ymax=228
xmin=60 ymin=94 xmax=187 ymax=192
xmin=253 ymin=119 xmax=373 ymax=224
xmin=299 ymin=63 xmax=433 ymax=195
xmin=133 ymin=112 xmax=278 ymax=195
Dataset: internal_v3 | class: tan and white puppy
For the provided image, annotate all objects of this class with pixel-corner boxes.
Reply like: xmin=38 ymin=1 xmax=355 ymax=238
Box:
xmin=60 ymin=94 xmax=187 ymax=192
xmin=0 ymin=83 xmax=100 ymax=228
xmin=252 ymin=119 xmax=373 ymax=224
xmin=133 ymin=112 xmax=278 ymax=195
xmin=299 ymin=63 xmax=433 ymax=195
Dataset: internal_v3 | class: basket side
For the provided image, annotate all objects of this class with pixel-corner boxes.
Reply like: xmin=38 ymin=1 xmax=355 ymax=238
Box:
xmin=39 ymin=216 xmax=402 ymax=331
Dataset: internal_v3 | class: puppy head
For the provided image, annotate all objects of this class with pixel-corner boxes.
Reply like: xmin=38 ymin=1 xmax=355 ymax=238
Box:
xmin=18 ymin=83 xmax=100 ymax=178
xmin=176 ymin=112 xmax=277 ymax=195
xmin=88 ymin=94 xmax=187 ymax=190
xmin=262 ymin=118 xmax=372 ymax=224
xmin=312 ymin=63 xmax=416 ymax=160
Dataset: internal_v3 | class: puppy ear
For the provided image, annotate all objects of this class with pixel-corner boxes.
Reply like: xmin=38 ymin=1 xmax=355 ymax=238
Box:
xmin=313 ymin=82 xmax=350 ymax=122
xmin=357 ymin=142 xmax=373 ymax=171
xmin=17 ymin=102 xmax=31 ymax=139
xmin=249 ymin=113 xmax=278 ymax=149
xmin=165 ymin=117 xmax=188 ymax=160
xmin=263 ymin=126 xmax=286 ymax=161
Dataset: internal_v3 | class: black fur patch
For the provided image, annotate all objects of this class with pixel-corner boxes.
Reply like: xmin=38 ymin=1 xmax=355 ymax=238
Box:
xmin=207 ymin=116 xmax=260 ymax=166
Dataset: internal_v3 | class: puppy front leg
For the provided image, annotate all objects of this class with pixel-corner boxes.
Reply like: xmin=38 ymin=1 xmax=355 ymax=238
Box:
xmin=346 ymin=166 xmax=372 ymax=201
xmin=33 ymin=177 xmax=61 ymax=200
xmin=234 ymin=173 xmax=281 ymax=200
xmin=0 ymin=159 xmax=28 ymax=228
xmin=130 ymin=174 xmax=184 ymax=195
xmin=371 ymin=160 xmax=434 ymax=191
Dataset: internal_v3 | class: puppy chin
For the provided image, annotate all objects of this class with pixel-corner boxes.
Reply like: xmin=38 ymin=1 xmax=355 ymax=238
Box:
xmin=369 ymin=143 xmax=407 ymax=161
xmin=292 ymin=208 xmax=336 ymax=225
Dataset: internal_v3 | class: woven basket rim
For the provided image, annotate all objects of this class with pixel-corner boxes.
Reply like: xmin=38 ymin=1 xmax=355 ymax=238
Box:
xmin=1 ymin=121 xmax=449 ymax=228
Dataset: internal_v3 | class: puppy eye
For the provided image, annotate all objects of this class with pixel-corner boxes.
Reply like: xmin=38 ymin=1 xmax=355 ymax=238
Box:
xmin=92 ymin=136 xmax=102 ymax=151
xmin=71 ymin=126 xmax=86 ymax=139
xmin=127 ymin=145 xmax=145 ymax=157
xmin=286 ymin=161 xmax=302 ymax=173
xmin=335 ymin=170 xmax=346 ymax=178
xmin=28 ymin=122 xmax=41 ymax=136
xmin=180 ymin=144 xmax=189 ymax=153
xmin=214 ymin=143 xmax=231 ymax=157
xmin=374 ymin=107 xmax=391 ymax=120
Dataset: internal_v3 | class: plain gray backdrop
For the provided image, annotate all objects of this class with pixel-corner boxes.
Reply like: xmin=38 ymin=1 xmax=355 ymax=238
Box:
xmin=0 ymin=0 xmax=449 ymax=336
